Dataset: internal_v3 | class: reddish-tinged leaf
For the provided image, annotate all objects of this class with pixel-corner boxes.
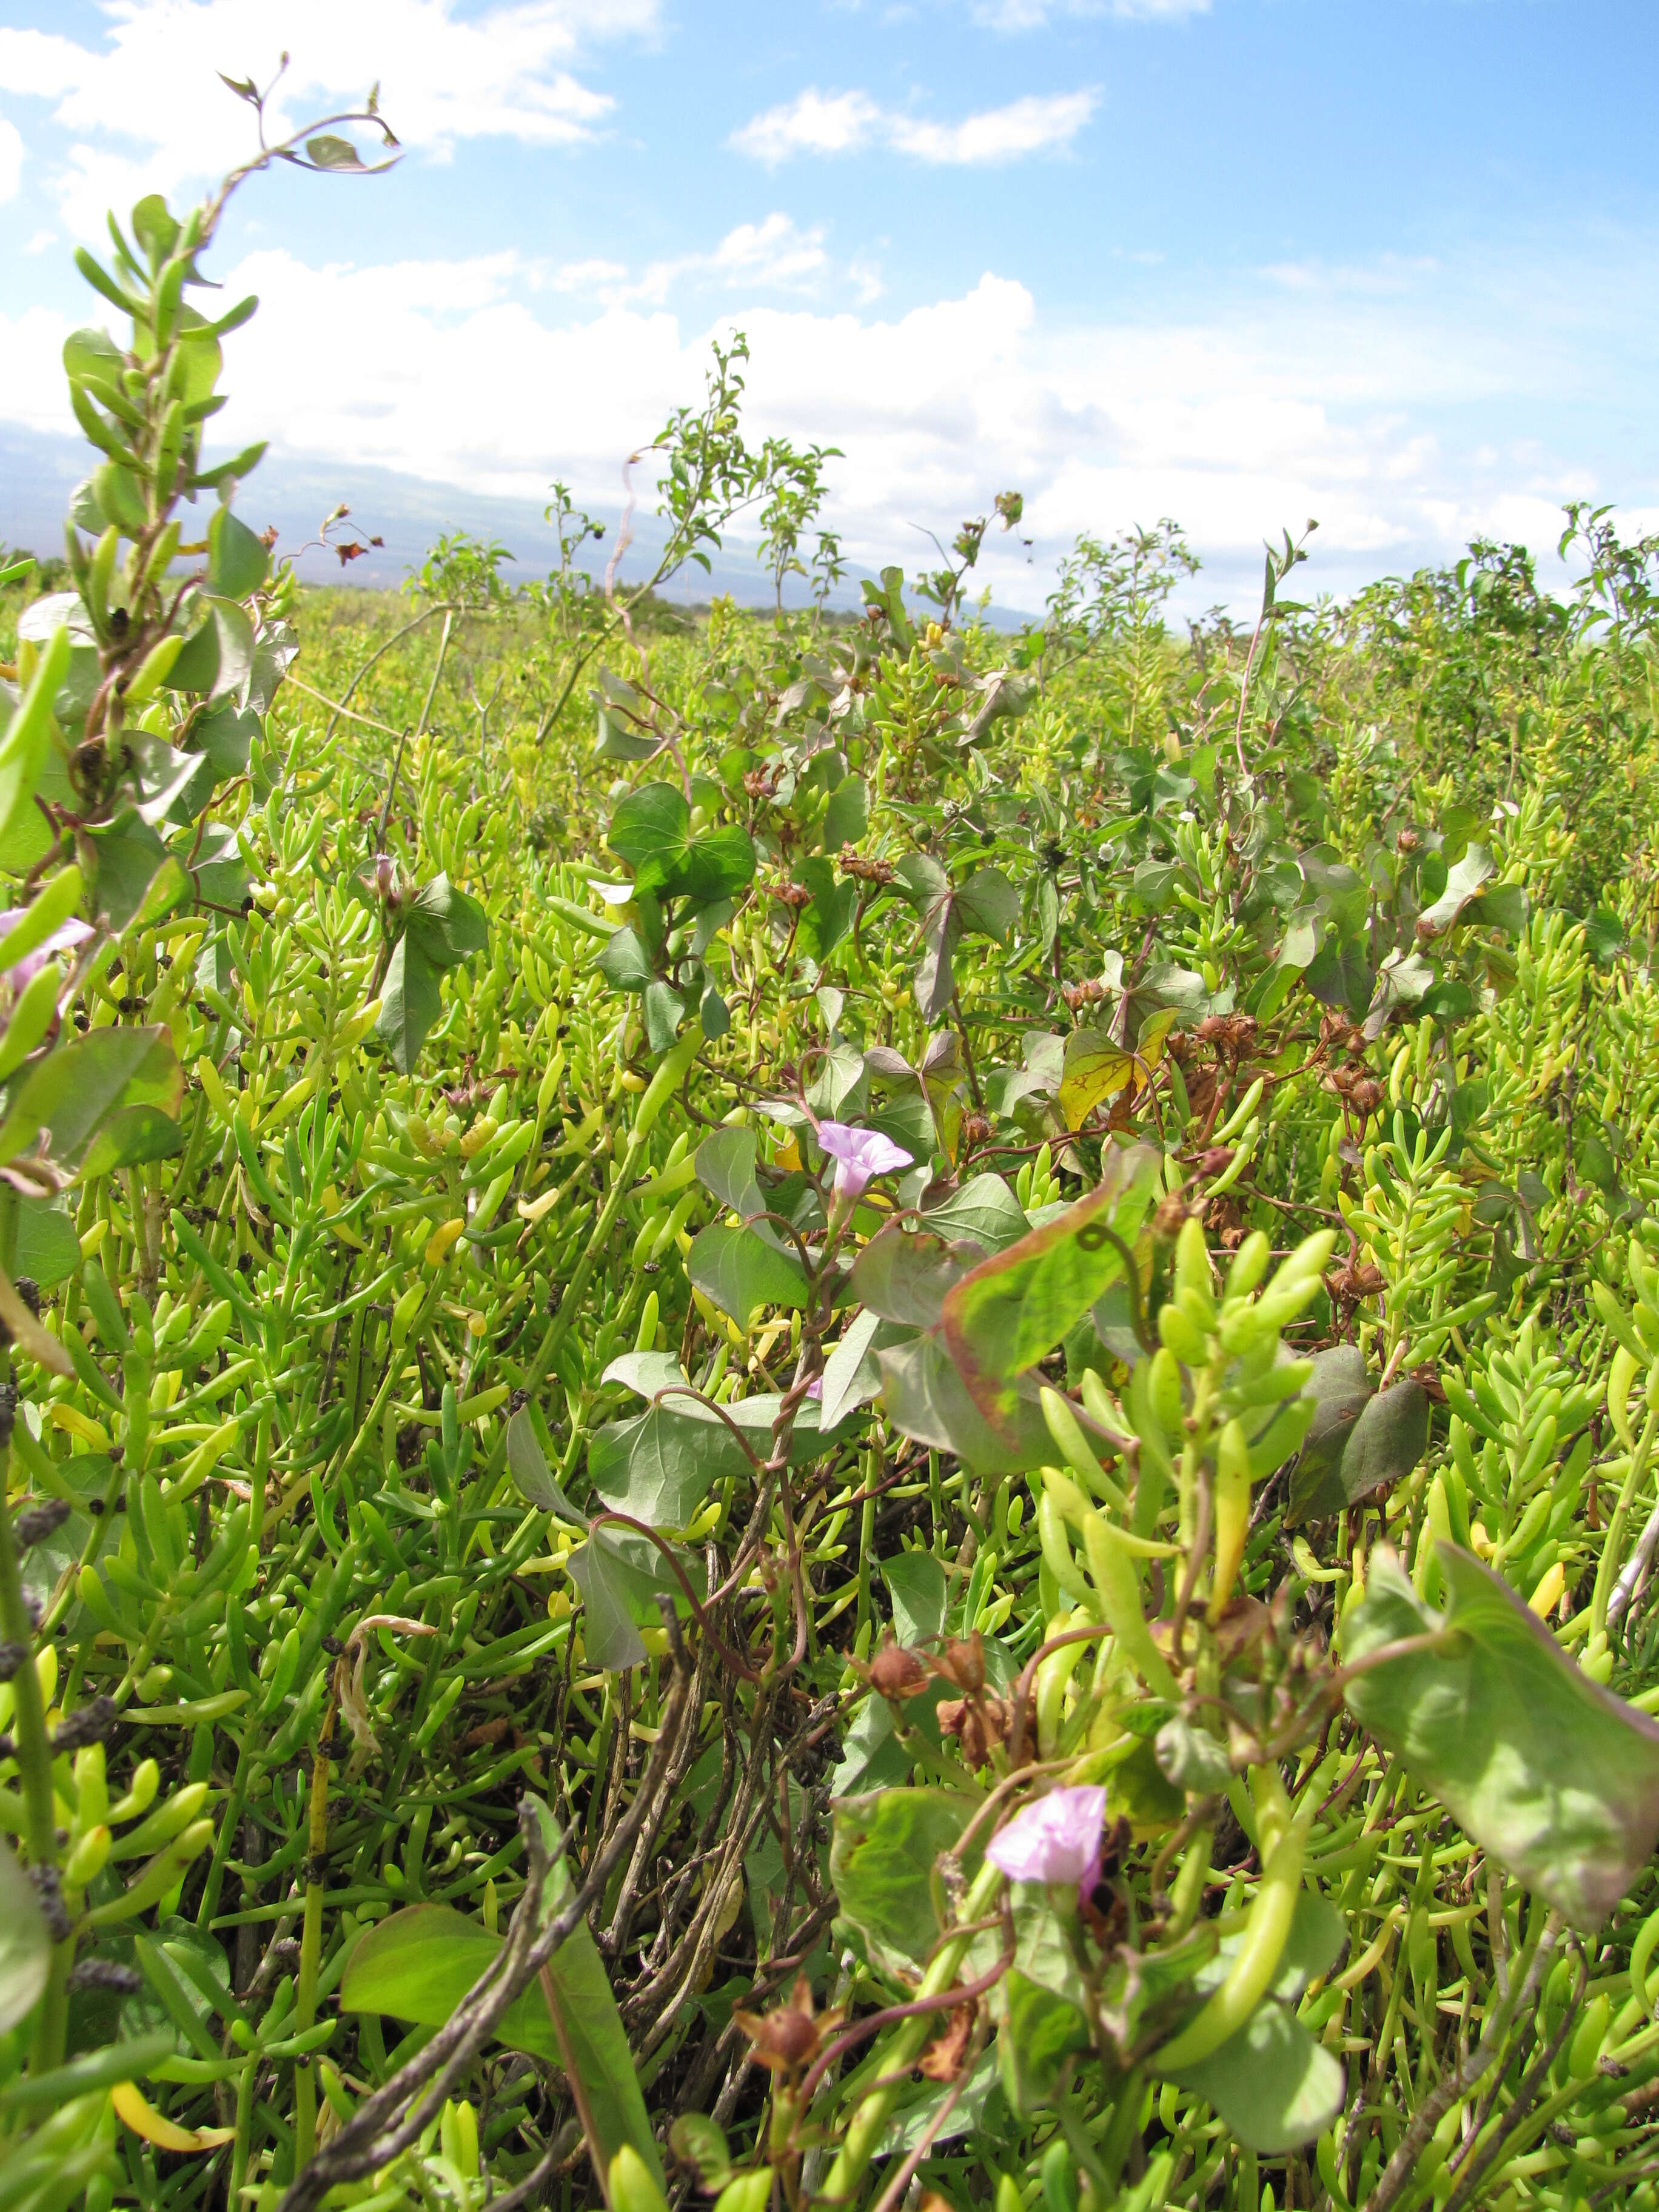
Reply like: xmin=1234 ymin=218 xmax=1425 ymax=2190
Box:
xmin=940 ymin=1145 xmax=1161 ymax=1433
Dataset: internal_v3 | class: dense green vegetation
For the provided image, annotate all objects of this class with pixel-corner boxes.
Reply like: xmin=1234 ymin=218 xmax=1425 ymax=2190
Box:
xmin=10 ymin=99 xmax=1659 ymax=2212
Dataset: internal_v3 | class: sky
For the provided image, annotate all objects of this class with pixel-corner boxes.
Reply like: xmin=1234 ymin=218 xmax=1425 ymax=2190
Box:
xmin=1 ymin=0 xmax=1658 ymax=614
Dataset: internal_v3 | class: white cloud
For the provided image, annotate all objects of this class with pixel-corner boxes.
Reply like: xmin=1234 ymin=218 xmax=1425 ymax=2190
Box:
xmin=4 ymin=231 xmax=1647 ymax=615
xmin=0 ymin=116 xmax=22 ymax=202
xmin=890 ymin=91 xmax=1098 ymax=164
xmin=732 ymin=85 xmax=1097 ymax=166
xmin=0 ymin=0 xmax=655 ymax=236
xmin=521 ymin=217 xmax=840 ymax=309
xmin=731 ymin=89 xmax=881 ymax=163
xmin=703 ymin=215 xmax=830 ymax=290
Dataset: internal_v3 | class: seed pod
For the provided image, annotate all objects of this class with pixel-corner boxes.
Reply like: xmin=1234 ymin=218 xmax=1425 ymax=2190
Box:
xmin=13 ymin=1496 xmax=70 ymax=1550
xmin=52 ymin=1695 xmax=116 ymax=1753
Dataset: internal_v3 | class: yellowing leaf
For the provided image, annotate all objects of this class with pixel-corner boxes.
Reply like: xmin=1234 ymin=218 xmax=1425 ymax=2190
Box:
xmin=424 ymin=1217 xmax=466 ymax=1266
xmin=1058 ymin=1028 xmax=1133 ymax=1131
xmin=1136 ymin=1005 xmax=1179 ymax=1073
xmin=113 ymin=2080 xmax=235 ymax=2152
xmin=1058 ymin=1010 xmax=1178 ymax=1133
xmin=52 ymin=1403 xmax=110 ymax=1450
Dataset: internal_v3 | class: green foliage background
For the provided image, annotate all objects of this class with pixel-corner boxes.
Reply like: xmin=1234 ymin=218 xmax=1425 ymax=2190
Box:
xmin=11 ymin=109 xmax=1659 ymax=2212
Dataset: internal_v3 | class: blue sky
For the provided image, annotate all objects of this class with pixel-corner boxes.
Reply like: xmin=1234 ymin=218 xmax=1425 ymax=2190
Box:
xmin=2 ymin=0 xmax=1657 ymax=611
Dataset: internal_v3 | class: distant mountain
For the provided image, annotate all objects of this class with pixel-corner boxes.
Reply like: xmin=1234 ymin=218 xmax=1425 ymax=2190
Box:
xmin=0 ymin=421 xmax=1033 ymax=626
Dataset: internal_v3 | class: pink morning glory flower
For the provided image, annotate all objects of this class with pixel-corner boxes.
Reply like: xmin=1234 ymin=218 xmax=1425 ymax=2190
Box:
xmin=815 ymin=1121 xmax=913 ymax=1204
xmin=0 ymin=910 xmax=92 ymax=999
xmin=986 ymin=1785 xmax=1107 ymax=1889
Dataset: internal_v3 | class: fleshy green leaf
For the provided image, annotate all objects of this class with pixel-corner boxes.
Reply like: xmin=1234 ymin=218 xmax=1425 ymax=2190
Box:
xmin=0 ymin=1025 xmax=181 ymax=1170
xmin=588 ymin=1401 xmax=752 ymax=1529
xmin=406 ymin=874 xmax=489 ymax=969
xmin=565 ymin=1532 xmax=650 ymax=1671
xmin=1286 ymin=1352 xmax=1428 ymax=1524
xmin=1343 ymin=1543 xmax=1659 ymax=1926
xmin=686 ymin=1219 xmax=809 ymax=1320
xmin=830 ymin=1787 xmax=977 ymax=1978
xmin=341 ymin=1889 xmax=662 ymax=2183
xmin=850 ymin=1225 xmax=976 ymax=1327
xmin=374 ymin=931 xmax=441 ymax=1076
xmin=205 ymin=506 xmax=269 ymax=598
xmin=1165 ymin=2002 xmax=1344 ymax=2153
xmin=504 ymin=1407 xmax=586 ymax=1521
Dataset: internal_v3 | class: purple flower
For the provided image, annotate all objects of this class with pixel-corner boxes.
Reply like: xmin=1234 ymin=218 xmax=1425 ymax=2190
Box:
xmin=815 ymin=1121 xmax=913 ymax=1204
xmin=985 ymin=1785 xmax=1107 ymax=1889
xmin=0 ymin=910 xmax=91 ymax=999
